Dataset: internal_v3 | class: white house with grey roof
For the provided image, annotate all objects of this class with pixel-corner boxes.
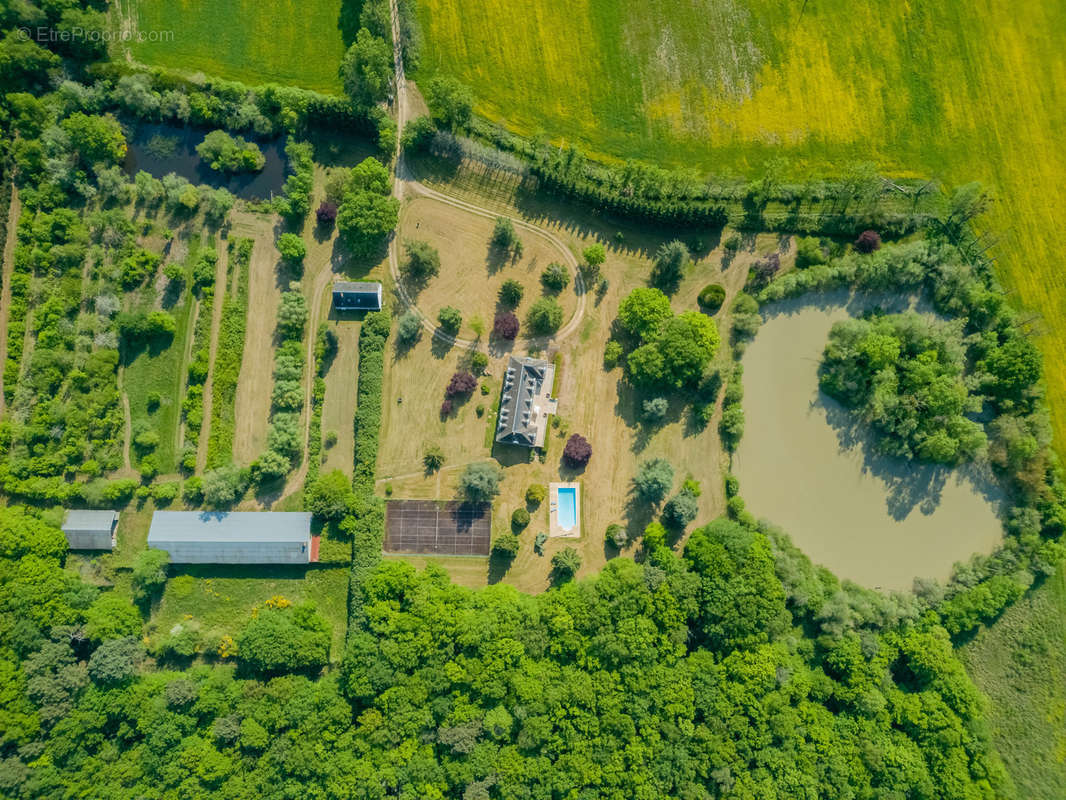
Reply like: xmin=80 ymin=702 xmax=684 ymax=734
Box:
xmin=147 ymin=511 xmax=314 ymax=564
xmin=495 ymin=355 xmax=557 ymax=448
xmin=62 ymin=510 xmax=118 ymax=550
xmin=332 ymin=281 xmax=382 ymax=311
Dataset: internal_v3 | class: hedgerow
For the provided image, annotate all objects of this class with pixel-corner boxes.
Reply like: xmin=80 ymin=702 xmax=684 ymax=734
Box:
xmin=205 ymin=238 xmax=251 ymax=469
xmin=346 ymin=310 xmax=390 ymax=630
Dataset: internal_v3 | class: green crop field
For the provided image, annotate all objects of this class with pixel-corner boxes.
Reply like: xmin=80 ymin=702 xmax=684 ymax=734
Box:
xmin=416 ymin=0 xmax=1066 ymax=449
xmin=112 ymin=0 xmax=347 ymax=94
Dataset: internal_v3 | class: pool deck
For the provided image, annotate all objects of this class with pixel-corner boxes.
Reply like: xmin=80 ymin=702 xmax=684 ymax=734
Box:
xmin=548 ymin=481 xmax=581 ymax=539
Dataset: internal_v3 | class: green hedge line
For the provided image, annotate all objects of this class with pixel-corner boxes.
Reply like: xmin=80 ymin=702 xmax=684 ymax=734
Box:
xmin=205 ymin=238 xmax=251 ymax=468
xmin=305 ymin=324 xmax=330 ymax=485
xmin=346 ymin=311 xmax=390 ymax=631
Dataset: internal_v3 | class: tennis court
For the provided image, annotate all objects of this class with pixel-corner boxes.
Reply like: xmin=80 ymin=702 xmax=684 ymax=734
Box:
xmin=384 ymin=500 xmax=492 ymax=556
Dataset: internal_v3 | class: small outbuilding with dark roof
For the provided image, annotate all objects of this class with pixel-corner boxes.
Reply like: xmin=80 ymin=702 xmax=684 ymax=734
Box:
xmin=62 ymin=510 xmax=118 ymax=550
xmin=147 ymin=511 xmax=314 ymax=564
xmin=332 ymin=281 xmax=383 ymax=311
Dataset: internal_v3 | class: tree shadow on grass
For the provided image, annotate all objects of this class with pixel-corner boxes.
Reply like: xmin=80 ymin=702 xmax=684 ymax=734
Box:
xmin=487 ymin=552 xmax=512 ymax=584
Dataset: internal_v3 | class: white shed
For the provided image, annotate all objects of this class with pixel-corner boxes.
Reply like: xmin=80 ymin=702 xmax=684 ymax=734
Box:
xmin=62 ymin=510 xmax=118 ymax=550
xmin=147 ymin=511 xmax=313 ymax=564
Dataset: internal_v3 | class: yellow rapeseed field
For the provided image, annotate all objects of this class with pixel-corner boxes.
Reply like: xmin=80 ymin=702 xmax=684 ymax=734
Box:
xmin=417 ymin=0 xmax=1066 ymax=447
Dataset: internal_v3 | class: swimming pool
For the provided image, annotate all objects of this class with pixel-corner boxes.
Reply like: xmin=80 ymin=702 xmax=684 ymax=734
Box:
xmin=557 ymin=487 xmax=577 ymax=531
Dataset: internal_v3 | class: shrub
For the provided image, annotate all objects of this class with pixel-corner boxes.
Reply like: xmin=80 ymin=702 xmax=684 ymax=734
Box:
xmin=534 ymin=531 xmax=548 ymax=554
xmin=634 ymin=458 xmax=674 ymax=503
xmin=855 ymin=229 xmax=882 ymax=253
xmin=527 ymin=297 xmax=563 ymax=335
xmin=492 ymin=216 xmax=517 ymax=249
xmin=562 ymin=434 xmax=592 ymax=467
xmin=643 ymin=521 xmax=667 ymax=549
xmin=498 ymin=279 xmax=524 ymax=307
xmin=493 ymin=312 xmax=519 ymax=340
xmin=723 ymin=233 xmax=742 ymax=252
xmin=605 ymin=523 xmax=627 ymax=549
xmin=276 ymin=291 xmax=308 ymax=338
xmin=277 ymin=233 xmax=306 ymax=266
xmin=458 ymin=462 xmax=503 ymax=504
xmin=471 ymin=352 xmax=489 ymax=375
xmin=492 ymin=532 xmax=520 ymax=559
xmin=551 ymin=547 xmax=581 ymax=580
xmin=511 ymin=508 xmax=531 ymax=529
xmin=794 ymin=236 xmax=827 ymax=268
xmin=396 ymin=310 xmax=422 ymax=344
xmin=603 ymin=340 xmax=623 ymax=369
xmin=316 ymin=201 xmax=338 ymax=225
xmin=306 ymin=470 xmax=355 ymax=519
xmin=719 ymin=404 xmax=745 ymax=452
xmin=697 ymin=283 xmax=726 ymax=313
xmin=526 ymin=484 xmax=547 ymax=506
xmin=446 ymin=371 xmax=477 ymax=396
xmin=403 ymin=238 xmax=441 ymax=281
xmin=131 ymin=548 xmax=169 ymax=603
xmin=438 ymin=306 xmax=462 ymax=334
xmin=423 ymin=443 xmax=445 ymax=471
xmin=662 ymin=490 xmax=699 ymax=530
xmin=439 ymin=398 xmax=453 ymax=417
xmin=196 ymin=130 xmax=265 ymax=172
xmin=540 ymin=262 xmax=570 ymax=292
xmin=642 ymin=397 xmax=668 ymax=422
xmin=582 ymin=243 xmax=606 ymax=278
xmin=651 ymin=240 xmax=690 ymax=293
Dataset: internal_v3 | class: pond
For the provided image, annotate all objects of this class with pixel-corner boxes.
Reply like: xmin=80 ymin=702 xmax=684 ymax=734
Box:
xmin=123 ymin=122 xmax=288 ymax=200
xmin=734 ymin=290 xmax=1003 ymax=590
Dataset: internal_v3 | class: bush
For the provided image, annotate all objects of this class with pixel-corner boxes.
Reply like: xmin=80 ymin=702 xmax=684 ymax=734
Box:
xmin=276 ymin=291 xmax=308 ymax=338
xmin=551 ymin=547 xmax=581 ymax=581
xmin=277 ymin=233 xmax=306 ymax=266
xmin=458 ymin=462 xmax=503 ymax=504
xmin=196 ymin=130 xmax=265 ymax=172
xmin=562 ymin=434 xmax=592 ymax=467
xmin=493 ymin=312 xmax=519 ymax=340
xmin=603 ymin=340 xmax=623 ymax=369
xmin=423 ymin=443 xmax=445 ymax=471
xmin=440 ymin=398 xmax=453 ymax=417
xmin=540 ymin=262 xmax=570 ymax=292
xmin=643 ymin=521 xmax=668 ymax=549
xmin=855 ymin=229 xmax=882 ymax=253
xmin=499 ymin=279 xmax=524 ymax=307
xmin=697 ymin=283 xmax=726 ymax=313
xmin=492 ymin=532 xmax=520 ymax=559
xmin=403 ymin=238 xmax=441 ymax=282
xmin=662 ymin=490 xmax=699 ymax=530
xmin=202 ymin=464 xmax=246 ymax=508
xmin=446 ymin=371 xmax=477 ymax=396
xmin=794 ymin=237 xmax=827 ymax=268
xmin=511 ymin=508 xmax=531 ymax=529
xmin=605 ymin=523 xmax=627 ymax=549
xmin=526 ymin=484 xmax=547 ymax=506
xmin=392 ymin=310 xmax=420 ymax=346
xmin=492 ymin=216 xmax=517 ymax=249
xmin=316 ymin=201 xmax=338 ymax=225
xmin=471 ymin=352 xmax=489 ymax=375
xmin=131 ymin=549 xmax=169 ymax=603
xmin=527 ymin=297 xmax=563 ymax=336
xmin=634 ymin=458 xmax=673 ymax=503
xmin=642 ymin=397 xmax=668 ymax=422
xmin=306 ymin=470 xmax=355 ymax=519
xmin=651 ymin=240 xmax=690 ymax=293
xmin=438 ymin=306 xmax=462 ymax=334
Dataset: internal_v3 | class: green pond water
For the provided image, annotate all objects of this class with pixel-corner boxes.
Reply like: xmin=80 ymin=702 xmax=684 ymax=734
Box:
xmin=734 ymin=292 xmax=1003 ymax=590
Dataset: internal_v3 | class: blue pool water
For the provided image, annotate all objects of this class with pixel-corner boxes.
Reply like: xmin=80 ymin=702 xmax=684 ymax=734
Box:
xmin=557 ymin=487 xmax=577 ymax=531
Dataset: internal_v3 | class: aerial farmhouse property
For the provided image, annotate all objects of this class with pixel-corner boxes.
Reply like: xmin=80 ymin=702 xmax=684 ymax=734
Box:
xmin=62 ymin=510 xmax=119 ymax=550
xmin=147 ymin=511 xmax=316 ymax=564
xmin=332 ymin=281 xmax=383 ymax=311
xmin=495 ymin=355 xmax=558 ymax=448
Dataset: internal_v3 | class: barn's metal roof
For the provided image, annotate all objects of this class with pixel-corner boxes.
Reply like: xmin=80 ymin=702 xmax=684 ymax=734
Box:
xmin=63 ymin=509 xmax=118 ymax=532
xmin=148 ymin=511 xmax=312 ymax=543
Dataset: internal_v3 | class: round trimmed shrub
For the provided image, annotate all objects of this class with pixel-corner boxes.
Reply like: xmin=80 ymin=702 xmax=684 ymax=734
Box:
xmin=697 ymin=283 xmax=726 ymax=313
xmin=855 ymin=229 xmax=882 ymax=253
xmin=511 ymin=508 xmax=530 ymax=530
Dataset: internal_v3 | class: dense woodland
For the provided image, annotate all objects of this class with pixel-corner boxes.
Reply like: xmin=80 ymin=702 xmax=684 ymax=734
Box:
xmin=0 ymin=1 xmax=1061 ymax=798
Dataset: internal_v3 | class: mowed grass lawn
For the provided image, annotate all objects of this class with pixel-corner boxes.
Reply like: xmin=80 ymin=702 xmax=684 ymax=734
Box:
xmin=115 ymin=0 xmax=347 ymax=94
xmin=416 ymin=0 xmax=1066 ymax=450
